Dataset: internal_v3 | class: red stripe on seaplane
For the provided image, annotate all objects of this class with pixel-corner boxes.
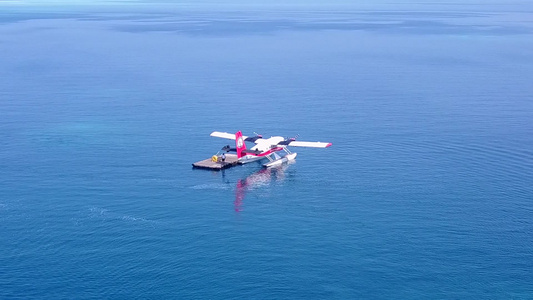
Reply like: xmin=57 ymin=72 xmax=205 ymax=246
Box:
xmin=242 ymin=147 xmax=284 ymax=157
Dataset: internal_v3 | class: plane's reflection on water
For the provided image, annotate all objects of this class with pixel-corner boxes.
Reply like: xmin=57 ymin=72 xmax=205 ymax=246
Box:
xmin=234 ymin=162 xmax=294 ymax=212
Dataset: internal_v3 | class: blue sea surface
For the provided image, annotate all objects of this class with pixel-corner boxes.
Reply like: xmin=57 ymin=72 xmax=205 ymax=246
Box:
xmin=1 ymin=1 xmax=533 ymax=298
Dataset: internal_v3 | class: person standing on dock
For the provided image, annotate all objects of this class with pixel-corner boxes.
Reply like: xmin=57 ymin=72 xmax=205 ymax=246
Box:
xmin=221 ymin=153 xmax=226 ymax=163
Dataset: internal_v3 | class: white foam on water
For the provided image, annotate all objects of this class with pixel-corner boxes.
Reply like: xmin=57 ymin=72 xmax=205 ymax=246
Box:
xmin=189 ymin=183 xmax=231 ymax=190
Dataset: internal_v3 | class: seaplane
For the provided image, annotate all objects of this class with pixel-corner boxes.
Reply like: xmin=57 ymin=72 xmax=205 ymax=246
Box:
xmin=210 ymin=131 xmax=332 ymax=168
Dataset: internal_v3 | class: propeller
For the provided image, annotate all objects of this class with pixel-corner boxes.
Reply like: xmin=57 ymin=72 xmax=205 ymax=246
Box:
xmin=277 ymin=134 xmax=299 ymax=146
xmin=244 ymin=132 xmax=263 ymax=143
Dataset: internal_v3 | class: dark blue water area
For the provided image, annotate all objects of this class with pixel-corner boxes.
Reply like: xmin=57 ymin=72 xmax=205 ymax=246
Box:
xmin=1 ymin=2 xmax=533 ymax=299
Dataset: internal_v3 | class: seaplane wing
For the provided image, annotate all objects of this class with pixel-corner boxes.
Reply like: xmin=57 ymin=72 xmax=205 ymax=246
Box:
xmin=285 ymin=141 xmax=332 ymax=148
xmin=211 ymin=131 xmax=332 ymax=148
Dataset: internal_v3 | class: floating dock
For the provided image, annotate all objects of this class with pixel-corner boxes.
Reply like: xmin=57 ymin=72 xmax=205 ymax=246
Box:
xmin=192 ymin=154 xmax=240 ymax=170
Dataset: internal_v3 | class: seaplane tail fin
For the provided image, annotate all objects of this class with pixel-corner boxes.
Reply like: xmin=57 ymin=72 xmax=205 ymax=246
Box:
xmin=235 ymin=131 xmax=247 ymax=158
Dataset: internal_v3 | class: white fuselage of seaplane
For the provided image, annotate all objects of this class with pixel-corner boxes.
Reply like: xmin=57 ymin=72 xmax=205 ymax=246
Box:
xmin=238 ymin=136 xmax=288 ymax=164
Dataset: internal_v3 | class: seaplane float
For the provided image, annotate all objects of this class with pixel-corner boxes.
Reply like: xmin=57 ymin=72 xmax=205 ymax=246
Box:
xmin=209 ymin=131 xmax=332 ymax=168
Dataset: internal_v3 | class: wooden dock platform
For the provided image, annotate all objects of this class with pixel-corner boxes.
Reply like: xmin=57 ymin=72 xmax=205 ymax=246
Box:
xmin=192 ymin=154 xmax=240 ymax=170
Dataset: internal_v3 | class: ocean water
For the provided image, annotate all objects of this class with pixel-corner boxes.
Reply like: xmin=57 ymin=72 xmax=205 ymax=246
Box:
xmin=1 ymin=1 xmax=532 ymax=298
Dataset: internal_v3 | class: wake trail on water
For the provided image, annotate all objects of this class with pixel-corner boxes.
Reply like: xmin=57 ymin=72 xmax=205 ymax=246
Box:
xmin=80 ymin=206 xmax=159 ymax=228
xmin=189 ymin=183 xmax=231 ymax=190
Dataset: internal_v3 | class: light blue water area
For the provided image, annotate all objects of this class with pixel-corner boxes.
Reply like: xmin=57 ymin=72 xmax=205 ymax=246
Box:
xmin=1 ymin=1 xmax=533 ymax=298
